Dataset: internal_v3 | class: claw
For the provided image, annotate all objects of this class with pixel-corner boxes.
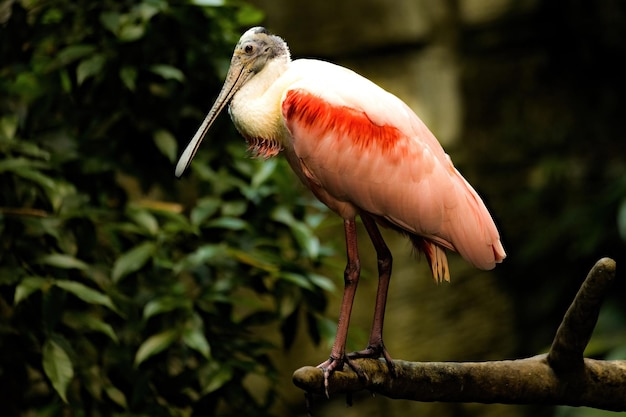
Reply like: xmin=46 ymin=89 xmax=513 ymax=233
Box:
xmin=316 ymin=353 xmax=375 ymax=397
xmin=317 ymin=356 xmax=342 ymax=397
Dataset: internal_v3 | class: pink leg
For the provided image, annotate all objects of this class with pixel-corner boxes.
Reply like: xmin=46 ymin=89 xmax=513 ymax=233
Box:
xmin=347 ymin=213 xmax=395 ymax=372
xmin=317 ymin=218 xmax=360 ymax=391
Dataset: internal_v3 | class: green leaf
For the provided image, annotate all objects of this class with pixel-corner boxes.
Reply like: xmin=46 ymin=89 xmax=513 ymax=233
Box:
xmin=279 ymin=272 xmax=313 ymax=290
xmin=104 ymin=384 xmax=128 ymax=409
xmin=41 ymin=7 xmax=62 ymax=24
xmin=204 ymin=217 xmax=248 ymax=230
xmin=54 ymin=44 xmax=97 ymax=68
xmin=135 ymin=1 xmax=163 ymax=21
xmin=118 ymin=23 xmax=145 ymax=42
xmin=229 ymin=249 xmax=277 ymax=272
xmin=134 ymin=329 xmax=178 ymax=367
xmin=39 ymin=253 xmax=89 ymax=270
xmin=190 ymin=197 xmax=221 ymax=226
xmin=55 ymin=280 xmax=120 ymax=314
xmin=62 ymin=311 xmax=119 ymax=343
xmin=77 ymin=54 xmax=106 ymax=85
xmin=46 ymin=179 xmax=78 ymax=213
xmin=143 ymin=296 xmax=192 ymax=320
xmin=14 ymin=276 xmax=50 ymax=304
xmin=100 ymin=9 xmax=151 ymax=42
xmin=308 ymin=273 xmax=336 ymax=292
xmin=271 ymin=205 xmax=294 ymax=225
xmin=292 ymin=222 xmax=320 ymax=258
xmin=174 ymin=244 xmax=228 ymax=273
xmin=0 ymin=157 xmax=48 ymax=172
xmin=279 ymin=295 xmax=298 ymax=319
xmin=11 ymin=139 xmax=52 ymax=160
xmin=182 ymin=316 xmax=211 ymax=359
xmin=150 ymin=64 xmax=184 ymax=82
xmin=7 ymin=167 xmax=56 ymax=191
xmin=0 ymin=115 xmax=18 ymax=140
xmin=157 ymin=209 xmax=196 ymax=234
xmin=100 ymin=11 xmax=120 ymax=34
xmin=153 ymin=129 xmax=177 ymax=162
xmin=119 ymin=66 xmax=137 ymax=91
xmin=42 ymin=339 xmax=74 ymax=403
xmin=112 ymin=241 xmax=156 ymax=282
xmin=10 ymin=168 xmax=76 ymax=213
xmin=200 ymin=362 xmax=233 ymax=394
xmin=182 ymin=329 xmax=211 ymax=358
xmin=251 ymin=157 xmax=278 ymax=188
xmin=272 ymin=207 xmax=320 ymax=258
xmin=190 ymin=0 xmax=224 ymax=6
xmin=220 ymin=200 xmax=247 ymax=217
xmin=10 ymin=72 xmax=41 ymax=102
xmin=127 ymin=208 xmax=159 ymax=235
xmin=60 ymin=69 xmax=72 ymax=92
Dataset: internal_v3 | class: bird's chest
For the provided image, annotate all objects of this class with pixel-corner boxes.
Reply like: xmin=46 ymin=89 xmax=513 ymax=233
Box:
xmin=229 ymin=85 xmax=288 ymax=158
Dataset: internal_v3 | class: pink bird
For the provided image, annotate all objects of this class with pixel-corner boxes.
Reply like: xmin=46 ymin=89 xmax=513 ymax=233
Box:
xmin=176 ymin=27 xmax=506 ymax=387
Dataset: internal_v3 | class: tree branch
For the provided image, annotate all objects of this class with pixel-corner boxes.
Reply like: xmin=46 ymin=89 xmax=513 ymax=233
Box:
xmin=293 ymin=258 xmax=624 ymax=411
xmin=548 ymin=257 xmax=615 ymax=371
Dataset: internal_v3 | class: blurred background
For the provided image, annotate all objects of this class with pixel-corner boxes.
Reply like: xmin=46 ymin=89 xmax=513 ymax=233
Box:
xmin=1 ymin=0 xmax=625 ymax=416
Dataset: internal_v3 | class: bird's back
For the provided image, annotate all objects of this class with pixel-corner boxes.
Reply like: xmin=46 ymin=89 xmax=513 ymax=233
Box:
xmin=279 ymin=59 xmax=505 ymax=272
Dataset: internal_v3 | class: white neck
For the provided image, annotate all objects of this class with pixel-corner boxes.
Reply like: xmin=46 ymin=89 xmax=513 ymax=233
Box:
xmin=229 ymin=56 xmax=292 ymax=143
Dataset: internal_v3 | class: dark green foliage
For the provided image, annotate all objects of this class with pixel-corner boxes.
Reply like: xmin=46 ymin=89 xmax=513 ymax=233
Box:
xmin=0 ymin=1 xmax=334 ymax=415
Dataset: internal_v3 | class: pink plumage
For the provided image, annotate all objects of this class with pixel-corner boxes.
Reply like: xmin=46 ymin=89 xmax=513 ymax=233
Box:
xmin=279 ymin=61 xmax=505 ymax=277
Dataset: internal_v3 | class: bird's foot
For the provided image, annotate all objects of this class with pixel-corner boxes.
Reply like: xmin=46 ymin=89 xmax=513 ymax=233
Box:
xmin=347 ymin=343 xmax=396 ymax=376
xmin=316 ymin=354 xmax=365 ymax=397
xmin=317 ymin=343 xmax=395 ymax=397
xmin=316 ymin=355 xmax=342 ymax=398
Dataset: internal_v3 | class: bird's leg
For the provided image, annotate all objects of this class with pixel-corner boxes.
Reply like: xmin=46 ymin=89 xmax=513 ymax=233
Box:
xmin=347 ymin=213 xmax=395 ymax=374
xmin=317 ymin=218 xmax=361 ymax=392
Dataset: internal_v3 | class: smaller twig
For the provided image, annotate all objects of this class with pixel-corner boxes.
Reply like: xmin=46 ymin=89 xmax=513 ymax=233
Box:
xmin=0 ymin=207 xmax=49 ymax=218
xmin=547 ymin=257 xmax=616 ymax=371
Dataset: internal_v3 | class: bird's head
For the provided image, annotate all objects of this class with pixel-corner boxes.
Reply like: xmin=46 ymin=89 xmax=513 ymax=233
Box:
xmin=175 ymin=27 xmax=290 ymax=177
xmin=232 ymin=27 xmax=290 ymax=74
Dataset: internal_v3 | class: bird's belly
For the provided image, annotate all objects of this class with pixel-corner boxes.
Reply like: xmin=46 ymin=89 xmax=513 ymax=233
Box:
xmin=283 ymin=147 xmax=360 ymax=220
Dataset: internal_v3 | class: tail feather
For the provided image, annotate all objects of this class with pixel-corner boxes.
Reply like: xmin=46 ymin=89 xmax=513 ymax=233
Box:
xmin=410 ymin=235 xmax=450 ymax=283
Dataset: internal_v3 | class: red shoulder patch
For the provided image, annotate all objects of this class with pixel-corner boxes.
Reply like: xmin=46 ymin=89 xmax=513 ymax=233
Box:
xmin=282 ymin=90 xmax=402 ymax=153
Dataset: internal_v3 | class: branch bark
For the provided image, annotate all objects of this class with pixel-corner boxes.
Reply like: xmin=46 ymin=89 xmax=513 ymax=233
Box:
xmin=293 ymin=258 xmax=624 ymax=410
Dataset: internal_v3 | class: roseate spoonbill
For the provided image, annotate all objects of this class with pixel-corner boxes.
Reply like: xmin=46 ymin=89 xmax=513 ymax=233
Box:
xmin=175 ymin=27 xmax=506 ymax=387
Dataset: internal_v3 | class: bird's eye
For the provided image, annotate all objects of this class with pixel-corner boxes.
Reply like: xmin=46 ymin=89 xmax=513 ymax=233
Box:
xmin=244 ymin=44 xmax=254 ymax=54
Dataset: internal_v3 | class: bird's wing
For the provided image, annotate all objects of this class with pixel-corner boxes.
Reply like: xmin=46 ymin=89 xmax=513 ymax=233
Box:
xmin=281 ymin=59 xmax=505 ymax=270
